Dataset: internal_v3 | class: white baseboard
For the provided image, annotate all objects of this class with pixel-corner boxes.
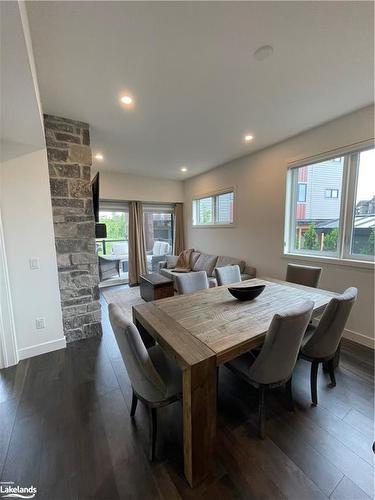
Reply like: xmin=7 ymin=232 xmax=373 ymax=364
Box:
xmin=17 ymin=337 xmax=66 ymax=361
xmin=343 ymin=328 xmax=374 ymax=349
xmin=13 ymin=330 xmax=374 ymax=362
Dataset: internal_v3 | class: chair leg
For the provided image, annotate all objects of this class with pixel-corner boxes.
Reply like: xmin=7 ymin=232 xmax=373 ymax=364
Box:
xmin=130 ymin=389 xmax=138 ymax=417
xmin=258 ymin=386 xmax=266 ymax=439
xmin=148 ymin=407 xmax=157 ymax=461
xmin=310 ymin=361 xmax=319 ymax=406
xmin=216 ymin=367 xmax=220 ymax=406
xmin=286 ymin=376 xmax=294 ymax=412
xmin=327 ymin=358 xmax=336 ymax=387
xmin=323 ymin=342 xmax=341 ymax=371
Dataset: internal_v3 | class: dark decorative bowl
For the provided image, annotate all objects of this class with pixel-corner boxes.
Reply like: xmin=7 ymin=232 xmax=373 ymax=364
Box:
xmin=228 ymin=284 xmax=266 ymax=301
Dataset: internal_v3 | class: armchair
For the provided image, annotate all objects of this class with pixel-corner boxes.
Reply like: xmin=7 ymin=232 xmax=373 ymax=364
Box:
xmin=147 ymin=240 xmax=171 ymax=271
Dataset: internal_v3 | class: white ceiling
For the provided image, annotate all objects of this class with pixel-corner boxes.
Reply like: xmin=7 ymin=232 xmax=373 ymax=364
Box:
xmin=26 ymin=1 xmax=374 ymax=179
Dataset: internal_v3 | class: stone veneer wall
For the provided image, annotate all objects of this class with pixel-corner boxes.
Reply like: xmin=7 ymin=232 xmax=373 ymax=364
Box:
xmin=44 ymin=114 xmax=102 ymax=342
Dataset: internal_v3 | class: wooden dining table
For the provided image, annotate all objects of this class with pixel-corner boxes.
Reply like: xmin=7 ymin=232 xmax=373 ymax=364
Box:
xmin=132 ymin=277 xmax=337 ymax=488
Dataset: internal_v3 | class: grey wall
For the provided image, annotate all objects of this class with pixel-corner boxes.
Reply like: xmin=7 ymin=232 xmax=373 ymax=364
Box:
xmin=44 ymin=115 xmax=101 ymax=342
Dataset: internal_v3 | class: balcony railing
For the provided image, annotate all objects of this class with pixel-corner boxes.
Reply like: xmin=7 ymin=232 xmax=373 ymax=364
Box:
xmin=96 ymin=238 xmax=128 ymax=256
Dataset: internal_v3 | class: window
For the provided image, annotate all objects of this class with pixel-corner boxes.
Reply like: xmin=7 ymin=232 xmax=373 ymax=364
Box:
xmin=285 ymin=146 xmax=375 ymax=262
xmin=197 ymin=197 xmax=214 ymax=225
xmin=97 ymin=209 xmax=129 ymax=257
xmin=297 ymin=183 xmax=307 ymax=202
xmin=325 ymin=189 xmax=339 ymax=198
xmin=216 ymin=192 xmax=234 ymax=223
xmin=193 ymin=190 xmax=234 ymax=226
xmin=349 ymin=149 xmax=375 ymax=258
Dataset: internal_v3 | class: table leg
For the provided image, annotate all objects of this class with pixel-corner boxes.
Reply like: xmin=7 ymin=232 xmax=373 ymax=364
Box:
xmin=183 ymin=357 xmax=217 ymax=488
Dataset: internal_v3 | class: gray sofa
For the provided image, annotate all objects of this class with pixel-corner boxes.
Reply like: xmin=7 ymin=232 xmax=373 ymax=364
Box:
xmin=158 ymin=251 xmax=256 ymax=290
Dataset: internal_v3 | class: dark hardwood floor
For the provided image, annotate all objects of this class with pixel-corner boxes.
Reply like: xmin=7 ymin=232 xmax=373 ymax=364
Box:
xmin=0 ymin=292 xmax=373 ymax=500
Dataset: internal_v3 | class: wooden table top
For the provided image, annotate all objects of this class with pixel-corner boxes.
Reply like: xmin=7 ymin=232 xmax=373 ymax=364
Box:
xmin=133 ymin=277 xmax=337 ymax=366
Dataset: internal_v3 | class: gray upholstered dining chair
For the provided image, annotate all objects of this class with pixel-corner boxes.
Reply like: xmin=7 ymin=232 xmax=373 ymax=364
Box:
xmin=108 ymin=303 xmax=182 ymax=460
xmin=215 ymin=265 xmax=241 ymax=286
xmin=175 ymin=270 xmax=209 ymax=295
xmin=286 ymin=263 xmax=322 ymax=288
xmin=225 ymin=301 xmax=314 ymax=438
xmin=300 ymin=287 xmax=357 ymax=406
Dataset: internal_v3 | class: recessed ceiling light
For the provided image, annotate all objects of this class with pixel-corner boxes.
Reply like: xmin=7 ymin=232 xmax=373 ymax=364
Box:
xmin=253 ymin=45 xmax=274 ymax=61
xmin=95 ymin=153 xmax=104 ymax=160
xmin=180 ymin=167 xmax=188 ymax=172
xmin=120 ymin=94 xmax=134 ymax=105
xmin=244 ymin=135 xmax=254 ymax=143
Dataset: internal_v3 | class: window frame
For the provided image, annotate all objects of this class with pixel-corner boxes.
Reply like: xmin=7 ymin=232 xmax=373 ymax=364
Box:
xmin=284 ymin=141 xmax=375 ymax=265
xmin=192 ymin=187 xmax=236 ymax=227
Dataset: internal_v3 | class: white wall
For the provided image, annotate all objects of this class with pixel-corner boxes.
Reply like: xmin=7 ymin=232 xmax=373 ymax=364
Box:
xmin=184 ymin=105 xmax=374 ymax=347
xmin=0 ymin=204 xmax=18 ymax=368
xmin=0 ymin=148 xmax=65 ymax=360
xmin=98 ymin=170 xmax=184 ymax=203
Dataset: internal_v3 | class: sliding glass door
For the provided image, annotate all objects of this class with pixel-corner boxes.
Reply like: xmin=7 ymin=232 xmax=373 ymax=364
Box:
xmin=143 ymin=205 xmax=173 ymax=272
xmin=96 ymin=203 xmax=129 ymax=283
xmin=96 ymin=202 xmax=175 ymax=282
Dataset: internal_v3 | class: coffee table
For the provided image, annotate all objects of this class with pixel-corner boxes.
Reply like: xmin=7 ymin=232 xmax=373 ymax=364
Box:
xmin=139 ymin=273 xmax=174 ymax=302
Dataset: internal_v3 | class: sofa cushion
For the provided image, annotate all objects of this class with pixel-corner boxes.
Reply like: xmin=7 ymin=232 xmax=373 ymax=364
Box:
xmin=192 ymin=253 xmax=218 ymax=276
xmin=165 ymin=255 xmax=179 ymax=269
xmin=215 ymin=255 xmax=245 ymax=273
xmin=190 ymin=251 xmax=201 ymax=268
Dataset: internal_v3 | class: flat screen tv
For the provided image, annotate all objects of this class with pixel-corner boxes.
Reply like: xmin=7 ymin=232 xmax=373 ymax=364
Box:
xmin=91 ymin=172 xmax=107 ymax=238
xmin=91 ymin=172 xmax=100 ymax=223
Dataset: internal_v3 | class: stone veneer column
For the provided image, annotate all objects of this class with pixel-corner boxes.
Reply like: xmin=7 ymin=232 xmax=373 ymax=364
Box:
xmin=44 ymin=114 xmax=102 ymax=342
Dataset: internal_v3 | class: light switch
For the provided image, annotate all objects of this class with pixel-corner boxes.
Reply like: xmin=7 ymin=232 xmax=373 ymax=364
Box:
xmin=29 ymin=258 xmax=40 ymax=270
xmin=35 ymin=317 xmax=46 ymax=330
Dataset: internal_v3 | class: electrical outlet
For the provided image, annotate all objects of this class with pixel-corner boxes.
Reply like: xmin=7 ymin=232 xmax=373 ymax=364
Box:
xmin=35 ymin=317 xmax=46 ymax=330
xmin=29 ymin=258 xmax=40 ymax=270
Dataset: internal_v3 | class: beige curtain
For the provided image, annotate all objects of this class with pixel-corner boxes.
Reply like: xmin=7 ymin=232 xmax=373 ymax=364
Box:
xmin=128 ymin=201 xmax=147 ymax=285
xmin=173 ymin=203 xmax=185 ymax=256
